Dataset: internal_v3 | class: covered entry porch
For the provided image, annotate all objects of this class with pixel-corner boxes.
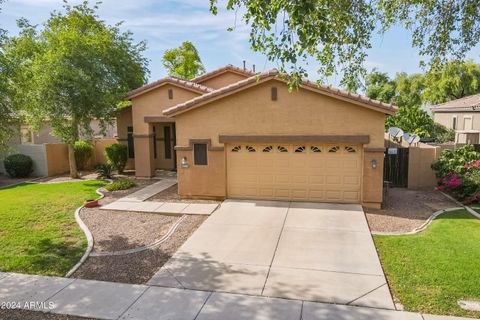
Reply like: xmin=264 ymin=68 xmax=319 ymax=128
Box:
xmin=130 ymin=117 xmax=177 ymax=177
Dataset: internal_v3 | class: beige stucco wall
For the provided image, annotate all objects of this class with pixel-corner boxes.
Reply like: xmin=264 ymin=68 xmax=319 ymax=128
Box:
xmin=129 ymin=84 xmax=199 ymax=176
xmin=197 ymin=71 xmax=248 ymax=89
xmin=433 ymin=111 xmax=480 ymax=131
xmin=408 ymin=145 xmax=441 ymax=189
xmin=174 ymin=79 xmax=387 ymax=206
xmin=45 ymin=144 xmax=70 ymax=176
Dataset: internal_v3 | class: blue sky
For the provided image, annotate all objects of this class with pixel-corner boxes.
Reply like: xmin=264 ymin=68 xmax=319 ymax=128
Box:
xmin=2 ymin=0 xmax=480 ymax=88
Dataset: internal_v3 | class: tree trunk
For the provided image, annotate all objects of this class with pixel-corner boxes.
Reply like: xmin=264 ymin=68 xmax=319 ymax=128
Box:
xmin=68 ymin=143 xmax=78 ymax=178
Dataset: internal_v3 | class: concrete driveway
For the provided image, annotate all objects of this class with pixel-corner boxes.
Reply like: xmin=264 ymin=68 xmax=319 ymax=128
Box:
xmin=148 ymin=200 xmax=394 ymax=309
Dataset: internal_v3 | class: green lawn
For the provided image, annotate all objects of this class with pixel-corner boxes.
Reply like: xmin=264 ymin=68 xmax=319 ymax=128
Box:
xmin=374 ymin=210 xmax=480 ymax=318
xmin=0 ymin=180 xmax=105 ymax=276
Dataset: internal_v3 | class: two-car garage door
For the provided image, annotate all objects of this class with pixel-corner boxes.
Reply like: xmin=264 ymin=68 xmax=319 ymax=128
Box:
xmin=226 ymin=143 xmax=362 ymax=203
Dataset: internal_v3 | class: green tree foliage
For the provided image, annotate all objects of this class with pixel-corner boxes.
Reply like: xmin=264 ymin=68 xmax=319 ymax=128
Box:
xmin=162 ymin=41 xmax=205 ymax=79
xmin=366 ymin=70 xmax=424 ymax=107
xmin=423 ymin=59 xmax=480 ymax=105
xmin=210 ymin=0 xmax=480 ymax=90
xmin=0 ymin=0 xmax=18 ymax=150
xmin=4 ymin=2 xmax=148 ymax=177
xmin=386 ymin=105 xmax=434 ymax=138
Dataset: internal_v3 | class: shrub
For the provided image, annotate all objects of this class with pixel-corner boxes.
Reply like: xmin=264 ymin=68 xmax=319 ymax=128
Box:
xmin=106 ymin=178 xmax=136 ymax=191
xmin=431 ymin=145 xmax=480 ymax=178
xmin=4 ymin=154 xmax=33 ymax=178
xmin=73 ymin=141 xmax=93 ymax=170
xmin=95 ymin=163 xmax=114 ymax=179
xmin=105 ymin=143 xmax=128 ymax=174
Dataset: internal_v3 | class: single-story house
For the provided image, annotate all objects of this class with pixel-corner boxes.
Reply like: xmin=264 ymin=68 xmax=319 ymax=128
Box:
xmin=119 ymin=64 xmax=397 ymax=208
xmin=431 ymin=94 xmax=480 ymax=144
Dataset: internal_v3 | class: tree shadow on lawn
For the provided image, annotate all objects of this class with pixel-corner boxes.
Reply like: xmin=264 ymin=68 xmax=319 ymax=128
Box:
xmin=23 ymin=238 xmax=84 ymax=276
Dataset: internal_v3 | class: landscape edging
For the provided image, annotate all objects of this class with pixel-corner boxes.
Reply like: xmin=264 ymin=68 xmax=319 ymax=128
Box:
xmin=65 ymin=179 xmax=111 ymax=277
xmin=439 ymin=191 xmax=480 ymax=220
xmin=372 ymin=207 xmax=463 ymax=236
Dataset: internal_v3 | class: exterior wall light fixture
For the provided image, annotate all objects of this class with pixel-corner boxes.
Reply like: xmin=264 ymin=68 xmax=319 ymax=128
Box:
xmin=371 ymin=159 xmax=377 ymax=169
xmin=181 ymin=157 xmax=189 ymax=169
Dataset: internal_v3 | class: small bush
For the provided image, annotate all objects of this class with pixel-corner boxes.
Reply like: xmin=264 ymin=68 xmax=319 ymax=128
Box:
xmin=105 ymin=143 xmax=128 ymax=174
xmin=4 ymin=154 xmax=33 ymax=178
xmin=73 ymin=141 xmax=93 ymax=170
xmin=106 ymin=178 xmax=136 ymax=191
xmin=95 ymin=163 xmax=114 ymax=179
xmin=432 ymin=145 xmax=480 ymax=178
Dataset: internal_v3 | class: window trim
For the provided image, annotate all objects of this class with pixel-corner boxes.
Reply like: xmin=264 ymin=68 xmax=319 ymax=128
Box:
xmin=193 ymin=143 xmax=208 ymax=166
xmin=463 ymin=115 xmax=473 ymax=130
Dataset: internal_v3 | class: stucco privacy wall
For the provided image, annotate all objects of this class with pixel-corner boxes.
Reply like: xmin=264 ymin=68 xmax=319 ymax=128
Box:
xmin=130 ymin=84 xmax=201 ymax=177
xmin=407 ymin=145 xmax=441 ymax=189
xmin=197 ymin=71 xmax=249 ymax=89
xmin=174 ymin=79 xmax=387 ymax=206
xmin=45 ymin=144 xmax=69 ymax=176
xmin=0 ymin=144 xmax=48 ymax=176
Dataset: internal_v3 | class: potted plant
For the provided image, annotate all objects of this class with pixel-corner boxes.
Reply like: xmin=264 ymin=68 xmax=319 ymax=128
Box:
xmin=83 ymin=199 xmax=99 ymax=208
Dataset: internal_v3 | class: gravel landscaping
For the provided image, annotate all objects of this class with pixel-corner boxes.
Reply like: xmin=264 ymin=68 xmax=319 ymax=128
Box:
xmin=79 ymin=206 xmax=178 ymax=253
xmin=0 ymin=309 xmax=97 ymax=320
xmin=147 ymin=184 xmax=221 ymax=204
xmin=365 ymin=188 xmax=458 ymax=232
xmin=72 ymin=214 xmax=206 ymax=284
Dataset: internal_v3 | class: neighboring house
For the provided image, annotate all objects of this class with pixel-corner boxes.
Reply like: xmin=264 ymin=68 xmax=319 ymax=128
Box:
xmin=12 ymin=120 xmax=117 ymax=145
xmin=431 ymin=94 xmax=480 ymax=144
xmin=120 ymin=64 xmax=396 ymax=208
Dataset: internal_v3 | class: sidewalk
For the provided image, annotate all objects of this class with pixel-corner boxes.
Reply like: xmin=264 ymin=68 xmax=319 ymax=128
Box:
xmin=101 ymin=180 xmax=219 ymax=215
xmin=0 ymin=272 xmax=474 ymax=320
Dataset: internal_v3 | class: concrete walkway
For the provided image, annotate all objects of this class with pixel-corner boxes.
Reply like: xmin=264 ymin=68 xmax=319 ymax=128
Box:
xmin=101 ymin=180 xmax=219 ymax=215
xmin=148 ymin=200 xmax=392 ymax=309
xmin=0 ymin=272 xmax=473 ymax=320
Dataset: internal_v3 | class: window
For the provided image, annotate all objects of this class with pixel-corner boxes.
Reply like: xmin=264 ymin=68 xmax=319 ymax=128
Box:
xmin=310 ymin=146 xmax=321 ymax=153
xmin=452 ymin=116 xmax=457 ymax=130
xmin=231 ymin=145 xmax=241 ymax=152
xmin=464 ymin=116 xmax=473 ymax=130
xmin=246 ymin=145 xmax=256 ymax=152
xmin=277 ymin=146 xmax=288 ymax=153
xmin=164 ymin=126 xmax=172 ymax=159
xmin=193 ymin=143 xmax=208 ymax=165
xmin=20 ymin=128 xmax=32 ymax=144
xmin=344 ymin=146 xmax=356 ymax=153
xmin=328 ymin=146 xmax=340 ymax=153
xmin=294 ymin=146 xmax=306 ymax=153
xmin=262 ymin=145 xmax=273 ymax=152
xmin=152 ymin=126 xmax=157 ymax=159
xmin=127 ymin=126 xmax=135 ymax=158
xmin=271 ymin=87 xmax=278 ymax=101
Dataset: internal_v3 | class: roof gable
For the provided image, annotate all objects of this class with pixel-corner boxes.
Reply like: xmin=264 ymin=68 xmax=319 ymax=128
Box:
xmin=125 ymin=76 xmax=213 ymax=100
xmin=191 ymin=64 xmax=255 ymax=84
xmin=431 ymin=93 xmax=480 ymax=112
xmin=163 ymin=70 xmax=397 ymax=117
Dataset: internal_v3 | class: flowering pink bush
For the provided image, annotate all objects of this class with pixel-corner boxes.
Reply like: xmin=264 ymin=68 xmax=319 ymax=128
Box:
xmin=436 ymin=161 xmax=480 ymax=204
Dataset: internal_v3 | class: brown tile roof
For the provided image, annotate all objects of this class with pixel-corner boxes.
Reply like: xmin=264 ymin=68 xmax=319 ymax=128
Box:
xmin=191 ymin=64 xmax=256 ymax=83
xmin=163 ymin=69 xmax=397 ymax=116
xmin=431 ymin=93 xmax=480 ymax=111
xmin=125 ymin=76 xmax=214 ymax=100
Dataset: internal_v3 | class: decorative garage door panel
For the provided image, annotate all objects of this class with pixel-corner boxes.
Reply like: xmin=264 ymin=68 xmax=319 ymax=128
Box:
xmin=226 ymin=144 xmax=362 ymax=203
